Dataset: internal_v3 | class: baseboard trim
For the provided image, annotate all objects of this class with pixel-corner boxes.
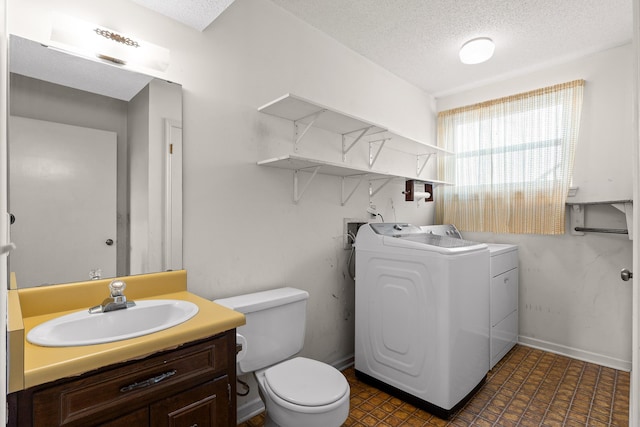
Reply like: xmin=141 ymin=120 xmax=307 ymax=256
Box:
xmin=518 ymin=335 xmax=631 ymax=372
xmin=237 ymin=398 xmax=265 ymax=424
xmin=331 ymin=354 xmax=354 ymax=371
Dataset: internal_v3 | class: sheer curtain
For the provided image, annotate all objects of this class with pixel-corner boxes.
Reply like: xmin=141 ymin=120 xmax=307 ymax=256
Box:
xmin=436 ymin=80 xmax=584 ymax=235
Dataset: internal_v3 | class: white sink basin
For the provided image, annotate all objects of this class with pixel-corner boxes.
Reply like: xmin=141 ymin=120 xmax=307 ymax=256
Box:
xmin=27 ymin=299 xmax=199 ymax=347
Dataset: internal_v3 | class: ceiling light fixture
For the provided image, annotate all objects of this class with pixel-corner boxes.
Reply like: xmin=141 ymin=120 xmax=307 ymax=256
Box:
xmin=459 ymin=37 xmax=495 ymax=65
xmin=49 ymin=14 xmax=170 ymax=73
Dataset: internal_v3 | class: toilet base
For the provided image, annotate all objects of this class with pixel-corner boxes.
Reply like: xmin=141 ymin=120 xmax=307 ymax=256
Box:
xmin=255 ymin=367 xmax=350 ymax=427
xmin=262 ymin=403 xmax=349 ymax=427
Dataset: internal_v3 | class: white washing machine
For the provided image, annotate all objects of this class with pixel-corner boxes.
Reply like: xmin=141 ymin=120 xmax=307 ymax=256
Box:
xmin=421 ymin=225 xmax=519 ymax=369
xmin=354 ymin=223 xmax=490 ymax=419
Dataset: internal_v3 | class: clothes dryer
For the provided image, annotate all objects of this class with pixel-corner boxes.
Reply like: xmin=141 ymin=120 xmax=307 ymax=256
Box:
xmin=354 ymin=223 xmax=490 ymax=419
xmin=421 ymin=225 xmax=519 ymax=369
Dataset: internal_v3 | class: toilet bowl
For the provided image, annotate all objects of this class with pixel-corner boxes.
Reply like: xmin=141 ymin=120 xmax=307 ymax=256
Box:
xmin=256 ymin=357 xmax=350 ymax=427
xmin=214 ymin=287 xmax=350 ymax=427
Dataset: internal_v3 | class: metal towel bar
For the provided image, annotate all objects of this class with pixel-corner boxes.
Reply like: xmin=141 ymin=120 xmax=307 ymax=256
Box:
xmin=573 ymin=227 xmax=628 ymax=235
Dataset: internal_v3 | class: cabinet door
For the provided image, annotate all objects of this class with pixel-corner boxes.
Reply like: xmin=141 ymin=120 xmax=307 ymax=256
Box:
xmin=150 ymin=377 xmax=230 ymax=427
xmin=101 ymin=408 xmax=149 ymax=426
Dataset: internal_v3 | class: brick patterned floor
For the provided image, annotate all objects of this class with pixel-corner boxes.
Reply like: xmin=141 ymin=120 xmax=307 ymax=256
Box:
xmin=238 ymin=345 xmax=629 ymax=426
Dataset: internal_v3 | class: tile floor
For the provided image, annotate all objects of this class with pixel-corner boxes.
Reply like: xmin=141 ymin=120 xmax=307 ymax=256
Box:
xmin=238 ymin=345 xmax=629 ymax=426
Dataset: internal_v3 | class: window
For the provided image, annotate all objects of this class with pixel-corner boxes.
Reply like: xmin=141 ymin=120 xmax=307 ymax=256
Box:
xmin=436 ymin=80 xmax=584 ymax=235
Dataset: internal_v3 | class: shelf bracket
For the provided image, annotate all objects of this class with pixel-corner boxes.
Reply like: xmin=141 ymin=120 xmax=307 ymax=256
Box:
xmin=569 ymin=204 xmax=585 ymax=236
xmin=369 ymin=177 xmax=394 ymax=199
xmin=341 ymin=176 xmax=365 ymax=206
xmin=369 ymin=138 xmax=391 ymax=169
xmin=293 ymin=166 xmax=321 ymax=203
xmin=416 ymin=153 xmax=434 ymax=177
xmin=612 ymin=202 xmax=633 ymax=239
xmin=294 ymin=109 xmax=327 ymax=152
xmin=342 ymin=126 xmax=374 ymax=161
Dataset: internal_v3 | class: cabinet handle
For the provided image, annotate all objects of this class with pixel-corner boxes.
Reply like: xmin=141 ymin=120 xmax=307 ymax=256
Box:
xmin=120 ymin=369 xmax=177 ymax=392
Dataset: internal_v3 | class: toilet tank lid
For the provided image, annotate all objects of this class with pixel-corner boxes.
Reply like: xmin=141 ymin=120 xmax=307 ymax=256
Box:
xmin=214 ymin=287 xmax=309 ymax=314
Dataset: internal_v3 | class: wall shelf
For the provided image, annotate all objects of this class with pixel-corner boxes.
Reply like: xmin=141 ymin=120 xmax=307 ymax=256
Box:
xmin=257 ymin=94 xmax=451 ymax=203
xmin=258 ymin=154 xmax=451 ymax=204
xmin=566 ymin=200 xmax=633 ymax=238
xmin=258 ymin=93 xmax=451 ymax=157
xmin=259 ymin=93 xmax=386 ymax=138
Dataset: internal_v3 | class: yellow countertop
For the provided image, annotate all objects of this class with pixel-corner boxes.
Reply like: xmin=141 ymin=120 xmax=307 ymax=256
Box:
xmin=9 ymin=270 xmax=245 ymax=391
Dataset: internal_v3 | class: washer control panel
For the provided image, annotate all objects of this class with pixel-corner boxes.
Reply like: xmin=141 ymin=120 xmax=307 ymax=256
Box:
xmin=420 ymin=224 xmax=463 ymax=239
xmin=370 ymin=223 xmax=420 ymax=236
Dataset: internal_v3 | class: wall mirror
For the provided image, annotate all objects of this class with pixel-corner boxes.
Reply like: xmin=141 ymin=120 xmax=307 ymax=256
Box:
xmin=8 ymin=34 xmax=183 ymax=289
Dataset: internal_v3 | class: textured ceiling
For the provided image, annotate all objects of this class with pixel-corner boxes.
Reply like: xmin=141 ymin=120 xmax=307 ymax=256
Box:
xmin=16 ymin=1 xmax=632 ymax=99
xmin=268 ymin=0 xmax=633 ymax=97
xmin=132 ymin=0 xmax=633 ymax=97
xmin=131 ymin=0 xmax=236 ymax=31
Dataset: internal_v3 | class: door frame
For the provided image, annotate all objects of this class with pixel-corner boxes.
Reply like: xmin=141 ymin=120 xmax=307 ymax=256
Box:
xmin=632 ymin=0 xmax=640 ymax=425
xmin=163 ymin=118 xmax=182 ymax=271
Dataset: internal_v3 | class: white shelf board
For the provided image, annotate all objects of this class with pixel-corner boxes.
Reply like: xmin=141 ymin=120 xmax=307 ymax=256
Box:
xmin=257 ymin=155 xmax=451 ymax=185
xmin=258 ymin=93 xmax=447 ymax=153
xmin=389 ymin=131 xmax=453 ymax=156
xmin=259 ymin=93 xmax=385 ymax=136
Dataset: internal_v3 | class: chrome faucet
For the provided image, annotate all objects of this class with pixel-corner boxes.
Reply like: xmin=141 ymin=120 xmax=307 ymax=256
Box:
xmin=88 ymin=279 xmax=136 ymax=314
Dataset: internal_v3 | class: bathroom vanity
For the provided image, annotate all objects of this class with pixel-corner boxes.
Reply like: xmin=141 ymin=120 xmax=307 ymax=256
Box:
xmin=9 ymin=333 xmax=235 ymax=426
xmin=7 ymin=271 xmax=245 ymax=426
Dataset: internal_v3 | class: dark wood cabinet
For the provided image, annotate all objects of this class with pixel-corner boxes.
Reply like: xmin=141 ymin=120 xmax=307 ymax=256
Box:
xmin=100 ymin=408 xmax=149 ymax=426
xmin=8 ymin=331 xmax=237 ymax=427
xmin=151 ymin=378 xmax=229 ymax=427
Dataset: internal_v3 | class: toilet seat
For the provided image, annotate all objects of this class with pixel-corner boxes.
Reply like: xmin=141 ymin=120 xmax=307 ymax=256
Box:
xmin=264 ymin=357 xmax=349 ymax=408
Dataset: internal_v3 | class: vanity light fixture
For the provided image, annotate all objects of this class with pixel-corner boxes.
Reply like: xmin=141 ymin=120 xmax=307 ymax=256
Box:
xmin=50 ymin=14 xmax=170 ymax=72
xmin=459 ymin=37 xmax=495 ymax=65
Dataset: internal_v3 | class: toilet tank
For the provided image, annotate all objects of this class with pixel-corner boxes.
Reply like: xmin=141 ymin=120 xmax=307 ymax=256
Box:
xmin=214 ymin=287 xmax=309 ymax=375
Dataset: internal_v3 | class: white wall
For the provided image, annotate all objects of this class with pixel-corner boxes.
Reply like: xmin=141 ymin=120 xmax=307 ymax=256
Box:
xmin=8 ymin=0 xmax=436 ymax=368
xmin=438 ymin=45 xmax=634 ymax=370
xmin=177 ymin=0 xmax=437 ymax=366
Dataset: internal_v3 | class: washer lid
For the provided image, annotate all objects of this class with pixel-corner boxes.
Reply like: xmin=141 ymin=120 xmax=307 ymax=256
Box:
xmin=264 ymin=357 xmax=348 ymax=407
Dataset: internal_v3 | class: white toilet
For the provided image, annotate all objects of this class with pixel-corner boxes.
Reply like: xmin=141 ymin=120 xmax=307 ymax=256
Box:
xmin=214 ymin=287 xmax=350 ymax=427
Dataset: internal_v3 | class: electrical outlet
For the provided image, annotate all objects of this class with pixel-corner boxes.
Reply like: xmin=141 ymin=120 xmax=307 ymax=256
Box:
xmin=343 ymin=218 xmax=368 ymax=249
